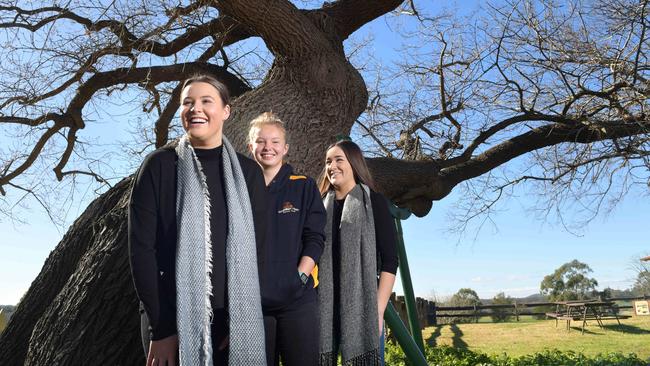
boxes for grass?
[422,314,650,360]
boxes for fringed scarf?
[175,134,266,366]
[319,184,380,366]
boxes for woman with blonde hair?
[129,75,267,366]
[248,111,326,366]
[317,140,398,366]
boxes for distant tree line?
[438,258,649,324]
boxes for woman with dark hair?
[129,75,267,366]
[247,111,326,366]
[317,140,398,366]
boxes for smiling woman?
[247,112,326,366]
[317,140,399,366]
[180,78,231,149]
[129,75,268,366]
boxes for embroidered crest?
[278,201,300,214]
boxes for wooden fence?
[390,294,649,328]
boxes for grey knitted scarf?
[319,184,380,366]
[175,134,266,366]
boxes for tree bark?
[0,3,407,364]
[4,0,647,364]
[0,178,143,366]
[220,0,369,179]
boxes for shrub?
[442,288,482,324]
[490,292,513,323]
[384,342,646,366]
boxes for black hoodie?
[261,164,326,311]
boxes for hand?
[378,314,384,337]
[218,335,229,351]
[147,334,178,366]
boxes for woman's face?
[325,146,356,190]
[249,124,288,170]
[180,82,230,148]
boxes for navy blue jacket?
[261,164,326,311]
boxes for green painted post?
[384,302,428,366]
[388,204,426,354]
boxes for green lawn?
[422,315,650,360]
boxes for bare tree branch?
[0,4,253,57]
[442,118,650,187]
[318,0,404,41]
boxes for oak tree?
[0,0,647,364]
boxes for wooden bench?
[585,314,631,322]
[546,312,576,329]
[547,306,631,332]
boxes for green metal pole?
[389,204,426,353]
[385,302,428,366]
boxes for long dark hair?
[318,140,376,195]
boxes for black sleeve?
[371,191,399,274]
[300,178,326,263]
[239,155,267,266]
[128,152,177,340]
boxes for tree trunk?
[0,178,144,366]
[0,2,403,364]
[0,55,367,362]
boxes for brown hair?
[248,111,288,144]
[318,140,376,195]
[180,74,230,106]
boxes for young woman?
[247,112,326,366]
[129,75,267,366]
[317,140,398,366]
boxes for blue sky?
[2,174,647,305]
[395,185,649,301]
[1,1,648,305]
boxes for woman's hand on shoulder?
[147,334,178,366]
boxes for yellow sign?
[634,300,650,316]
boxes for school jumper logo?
[278,201,300,214]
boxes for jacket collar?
[267,163,293,193]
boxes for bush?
[442,288,482,324]
[384,342,646,366]
[490,292,513,323]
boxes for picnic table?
[545,300,631,334]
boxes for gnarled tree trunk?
[0,178,144,365]
[0,3,398,363]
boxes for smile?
[189,117,208,125]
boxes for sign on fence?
[634,301,650,316]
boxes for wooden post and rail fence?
[389,294,649,328]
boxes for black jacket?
[261,164,326,311]
[128,145,267,340]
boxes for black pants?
[263,300,319,366]
[140,308,229,365]
[211,308,229,366]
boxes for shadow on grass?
[602,324,650,334]
[426,326,442,347]
[566,322,650,335]
[425,324,468,349]
[567,326,601,335]
[449,324,468,349]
